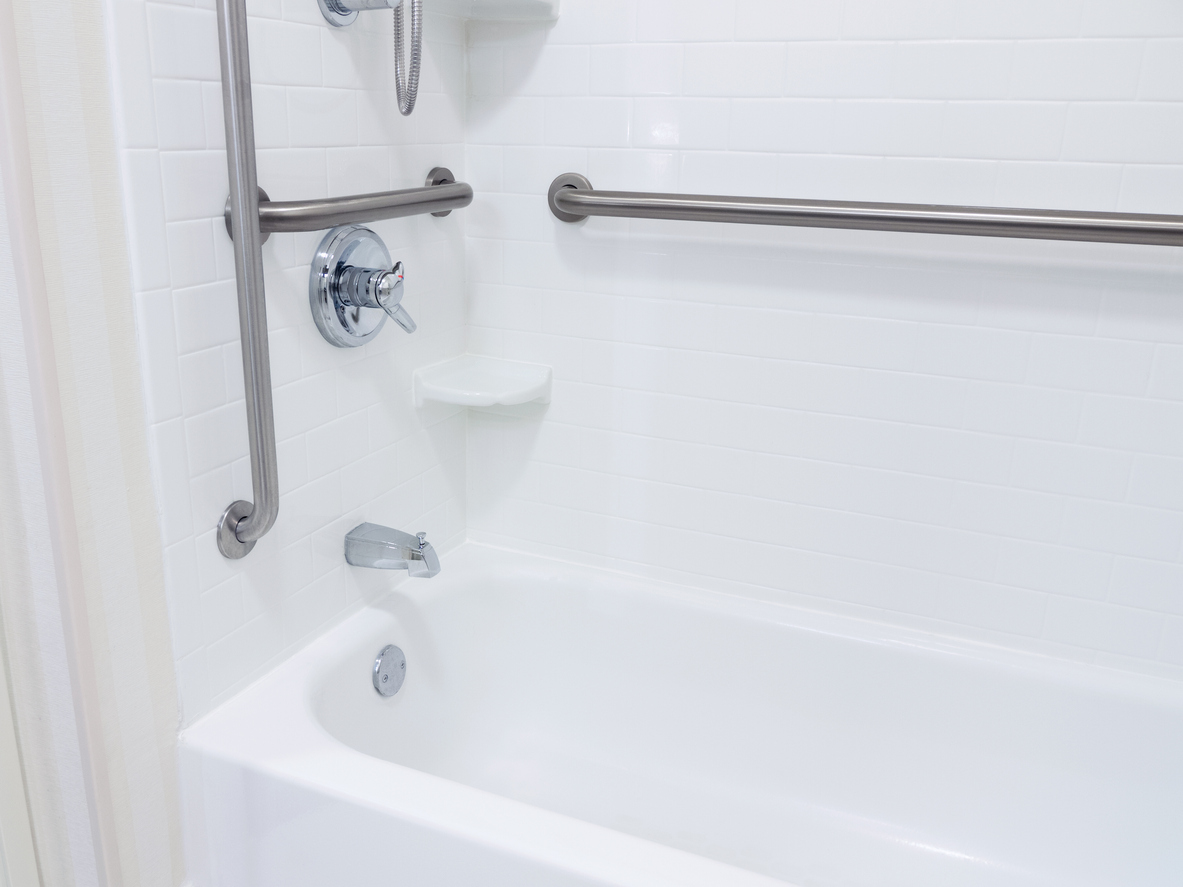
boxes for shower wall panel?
[463,0,1183,677]
[107,0,469,724]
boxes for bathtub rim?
[179,541,1183,887]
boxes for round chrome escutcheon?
[373,644,406,697]
[310,225,391,348]
[316,0,357,27]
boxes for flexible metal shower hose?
[393,0,422,116]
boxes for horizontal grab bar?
[258,181,472,232]
[547,173,1183,248]
[226,174,474,240]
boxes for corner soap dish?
[434,0,559,19]
[413,355,552,409]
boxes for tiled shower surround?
[111,0,1183,723]
[462,3,1183,674]
[113,0,467,722]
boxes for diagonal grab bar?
[213,0,472,559]
[547,173,1183,248]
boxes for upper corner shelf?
[436,0,559,20]
[414,355,552,408]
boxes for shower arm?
[212,0,471,559]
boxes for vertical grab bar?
[214,0,279,558]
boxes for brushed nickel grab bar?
[223,176,474,239]
[213,0,471,559]
[547,173,1183,248]
[215,0,275,559]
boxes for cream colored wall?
[0,86,102,887]
[0,156,44,887]
[0,0,186,879]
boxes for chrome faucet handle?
[311,226,420,348]
[337,261,417,334]
[374,266,417,333]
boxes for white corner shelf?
[413,355,552,409]
[436,0,559,20]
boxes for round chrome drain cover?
[373,644,406,697]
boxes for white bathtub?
[180,544,1183,887]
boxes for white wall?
[108,0,1183,728]
[108,0,469,723]
[464,0,1183,675]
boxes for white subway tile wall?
[109,0,468,723]
[107,0,1183,723]
[464,0,1183,677]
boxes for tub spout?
[344,523,440,578]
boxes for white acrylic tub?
[180,544,1183,887]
